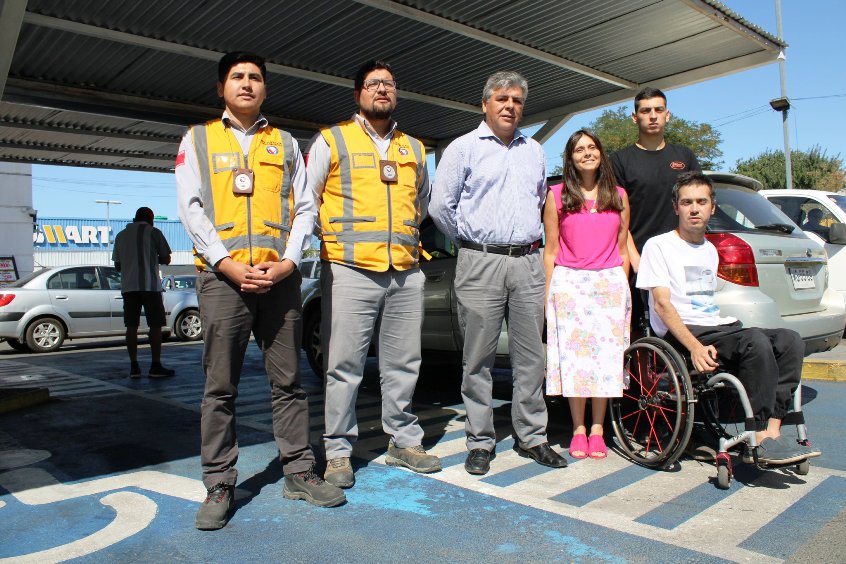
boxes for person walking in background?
[543,130,631,460]
[430,70,567,475]
[112,206,174,379]
[306,59,440,489]
[177,51,345,531]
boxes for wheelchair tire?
[716,464,731,489]
[611,337,695,469]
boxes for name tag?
[352,153,377,169]
[213,152,241,172]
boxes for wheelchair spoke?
[612,338,694,469]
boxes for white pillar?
[0,162,35,279]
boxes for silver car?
[706,172,845,352]
[300,172,845,374]
[0,265,203,353]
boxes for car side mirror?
[828,222,846,245]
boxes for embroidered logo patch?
[266,146,279,155]
[398,147,409,156]
[670,161,686,170]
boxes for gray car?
[0,265,203,353]
[301,172,845,374]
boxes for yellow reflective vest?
[318,120,426,271]
[189,119,295,270]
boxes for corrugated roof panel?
[603,28,762,83]
[2,1,782,172]
[400,0,660,59]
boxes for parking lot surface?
[1,339,845,563]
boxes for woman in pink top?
[543,129,631,460]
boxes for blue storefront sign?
[34,218,193,251]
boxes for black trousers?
[197,269,313,488]
[666,322,804,430]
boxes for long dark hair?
[559,129,622,214]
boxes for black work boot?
[195,483,234,530]
[283,465,346,507]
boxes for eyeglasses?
[363,78,397,92]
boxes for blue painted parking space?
[1,341,845,562]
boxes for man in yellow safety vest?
[307,60,441,489]
[177,51,345,531]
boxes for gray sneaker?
[776,434,821,459]
[324,457,355,489]
[195,483,234,530]
[283,466,346,507]
[385,441,442,473]
[753,437,809,465]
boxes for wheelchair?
[609,306,812,489]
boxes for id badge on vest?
[233,168,254,194]
[380,160,398,183]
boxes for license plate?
[789,267,816,290]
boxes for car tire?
[25,317,65,353]
[6,338,30,352]
[303,305,323,377]
[174,309,203,341]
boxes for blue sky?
[32,0,845,221]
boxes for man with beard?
[306,60,441,489]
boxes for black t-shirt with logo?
[611,143,701,252]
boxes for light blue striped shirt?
[430,121,547,245]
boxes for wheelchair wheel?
[717,463,731,489]
[611,337,695,469]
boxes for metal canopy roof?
[0,0,783,173]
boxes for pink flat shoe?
[588,434,607,459]
[568,434,589,459]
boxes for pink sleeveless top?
[549,183,624,270]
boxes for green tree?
[550,106,724,175]
[733,146,846,190]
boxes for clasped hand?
[218,258,295,293]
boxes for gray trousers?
[455,248,549,451]
[197,270,313,488]
[322,262,425,458]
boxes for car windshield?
[827,194,846,215]
[7,268,51,287]
[708,185,802,236]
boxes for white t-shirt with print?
[636,230,736,337]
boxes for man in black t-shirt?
[611,87,701,264]
[611,87,701,335]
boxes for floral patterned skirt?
[545,265,631,397]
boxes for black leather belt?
[459,240,540,257]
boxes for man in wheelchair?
[635,171,821,465]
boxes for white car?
[760,189,846,309]
[0,265,202,353]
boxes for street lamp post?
[95,199,121,250]
[774,0,793,189]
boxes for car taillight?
[0,294,15,307]
[704,233,759,287]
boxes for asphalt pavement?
[0,337,845,563]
